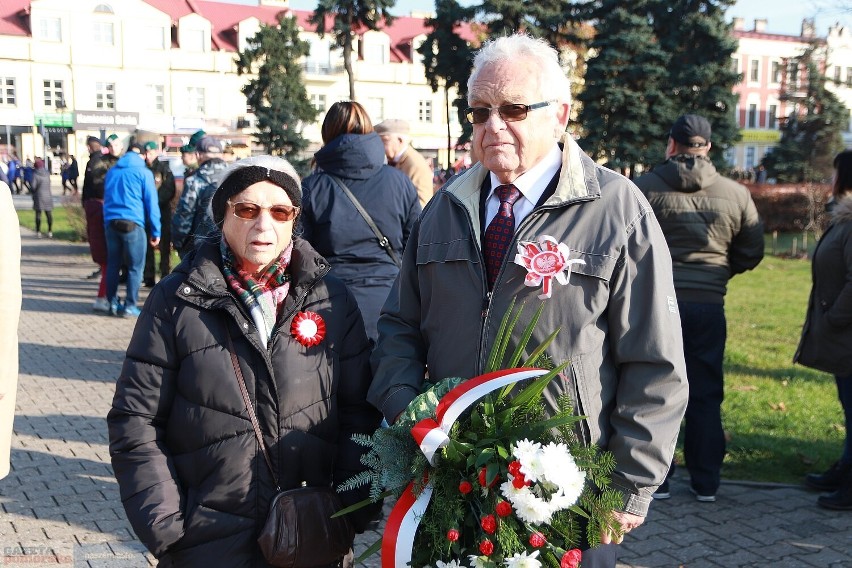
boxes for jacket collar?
[831,194,852,224]
[445,135,600,236]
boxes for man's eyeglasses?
[228,200,300,222]
[463,101,552,125]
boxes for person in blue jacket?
[102,143,160,317]
[301,101,421,342]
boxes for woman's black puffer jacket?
[107,238,382,567]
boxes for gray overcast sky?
[209,0,851,37]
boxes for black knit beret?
[211,165,302,227]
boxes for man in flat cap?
[142,141,176,285]
[635,114,765,503]
[375,118,435,207]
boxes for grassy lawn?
[17,204,86,242]
[709,255,844,485]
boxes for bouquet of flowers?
[340,301,622,568]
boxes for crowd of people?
[0,31,849,567]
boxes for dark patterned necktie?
[483,184,521,288]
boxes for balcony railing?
[302,61,344,75]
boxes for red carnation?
[512,473,527,489]
[529,532,547,548]
[508,460,523,476]
[459,480,473,494]
[479,539,494,556]
[495,501,512,517]
[561,549,582,568]
[446,528,460,542]
[478,467,499,488]
[480,514,497,534]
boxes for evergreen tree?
[649,0,740,170]
[236,13,317,166]
[577,0,673,176]
[762,45,847,183]
[311,0,396,100]
[417,0,478,147]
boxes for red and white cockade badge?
[291,311,326,347]
[513,235,586,299]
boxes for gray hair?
[467,34,572,108]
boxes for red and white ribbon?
[382,368,549,568]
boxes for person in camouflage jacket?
[171,137,228,258]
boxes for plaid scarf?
[221,240,293,343]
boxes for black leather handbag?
[225,329,354,567]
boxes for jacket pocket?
[416,237,479,265]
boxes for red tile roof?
[0,0,476,63]
[0,0,30,37]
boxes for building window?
[186,87,205,114]
[745,146,756,170]
[747,103,757,128]
[771,61,782,84]
[43,80,64,108]
[310,94,326,113]
[768,104,778,129]
[96,82,115,109]
[364,42,387,64]
[94,3,114,13]
[419,100,432,123]
[363,97,384,123]
[835,66,842,84]
[749,60,759,82]
[146,84,165,112]
[183,28,207,52]
[92,21,114,46]
[847,68,852,88]
[142,26,166,50]
[0,78,16,106]
[731,57,739,74]
[37,17,62,42]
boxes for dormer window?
[94,4,114,14]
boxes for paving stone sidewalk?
[1,221,851,567]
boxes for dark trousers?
[837,374,852,465]
[680,301,727,495]
[144,207,171,282]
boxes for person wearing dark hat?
[142,141,176,285]
[107,133,124,157]
[108,155,381,566]
[171,136,228,258]
[634,114,765,502]
[180,144,198,178]
[82,134,120,312]
[374,118,435,207]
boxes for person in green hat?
[180,144,198,178]
[142,141,176,285]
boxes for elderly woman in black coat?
[108,155,381,567]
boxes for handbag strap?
[225,326,281,491]
[326,173,402,268]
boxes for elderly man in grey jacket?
[635,114,764,503]
[368,34,688,567]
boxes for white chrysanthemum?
[436,560,465,568]
[538,442,586,506]
[513,439,540,465]
[504,550,541,568]
[508,484,553,524]
[469,555,489,568]
[513,439,544,483]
